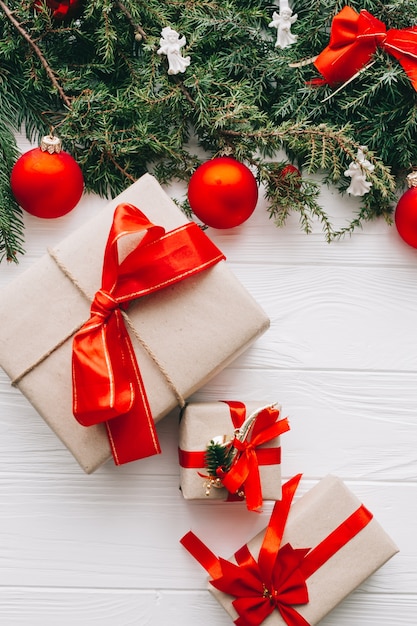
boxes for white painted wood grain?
[0,472,409,586]
[0,589,415,626]
[0,138,416,624]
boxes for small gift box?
[0,174,270,473]
[181,474,399,625]
[178,401,290,511]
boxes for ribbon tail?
[72,312,135,425]
[180,531,224,580]
[233,597,275,626]
[257,475,302,578]
[278,605,311,626]
[222,455,248,494]
[239,452,263,512]
[73,310,160,465]
[104,316,161,465]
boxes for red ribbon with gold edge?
[180,474,373,626]
[313,6,417,91]
[72,202,225,465]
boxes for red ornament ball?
[11,136,84,219]
[394,180,417,248]
[188,157,258,229]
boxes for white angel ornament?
[269,0,298,49]
[344,147,375,196]
[157,27,191,75]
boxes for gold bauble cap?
[40,135,62,154]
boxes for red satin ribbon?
[178,447,281,470]
[221,401,290,511]
[181,475,373,626]
[178,401,290,510]
[313,6,417,90]
[72,203,225,465]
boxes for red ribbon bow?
[35,0,82,20]
[181,475,373,626]
[221,401,290,511]
[178,401,289,510]
[313,6,417,91]
[72,203,225,465]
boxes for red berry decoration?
[394,172,417,248]
[280,163,302,186]
[11,135,84,219]
[188,157,258,229]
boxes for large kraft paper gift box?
[181,474,399,625]
[178,401,290,511]
[0,174,270,473]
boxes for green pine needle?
[0,0,414,262]
[204,440,233,478]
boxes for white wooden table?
[1,141,416,624]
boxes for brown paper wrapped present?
[0,174,270,473]
[181,474,399,625]
[179,401,290,510]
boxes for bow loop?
[313,6,417,91]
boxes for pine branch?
[0,0,415,262]
[0,0,72,108]
[115,0,147,41]
[204,440,233,479]
[0,122,24,263]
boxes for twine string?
[11,247,186,408]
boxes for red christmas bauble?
[11,136,84,219]
[394,176,417,248]
[188,157,258,229]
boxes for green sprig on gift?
[204,439,234,487]
[2,0,417,262]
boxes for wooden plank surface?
[0,148,416,624]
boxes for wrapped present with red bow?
[181,474,399,625]
[0,174,269,473]
[178,401,290,511]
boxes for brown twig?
[106,151,137,183]
[115,0,147,41]
[0,0,72,108]
[172,76,195,106]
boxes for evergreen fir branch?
[0,0,71,108]
[114,0,147,42]
[258,160,334,240]
[0,0,415,262]
[0,121,24,263]
[204,440,233,478]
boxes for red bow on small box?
[181,475,373,626]
[178,401,289,511]
[313,6,417,91]
[72,203,225,465]
[220,401,290,512]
